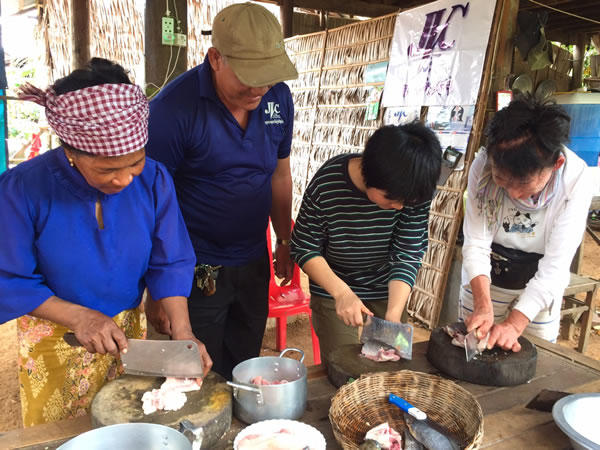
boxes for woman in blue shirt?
[1,58,211,426]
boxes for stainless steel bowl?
[552,393,600,450]
[58,423,193,450]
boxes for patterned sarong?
[17,307,146,427]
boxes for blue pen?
[388,393,427,420]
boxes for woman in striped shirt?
[291,123,442,365]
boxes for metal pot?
[58,421,203,450]
[227,348,307,424]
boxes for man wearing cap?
[146,2,298,379]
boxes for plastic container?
[561,104,600,166]
[554,94,600,167]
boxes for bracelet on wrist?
[276,238,291,246]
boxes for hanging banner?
[382,0,496,107]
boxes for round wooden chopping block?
[426,327,537,386]
[91,371,231,449]
[327,344,413,388]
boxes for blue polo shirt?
[146,56,294,266]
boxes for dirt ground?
[0,233,598,432]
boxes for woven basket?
[329,370,484,449]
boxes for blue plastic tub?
[561,104,600,167]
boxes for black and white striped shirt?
[291,154,431,302]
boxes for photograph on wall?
[382,106,421,126]
[364,62,389,121]
[426,105,474,170]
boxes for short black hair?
[53,57,131,95]
[485,93,570,179]
[361,122,442,205]
[53,58,132,155]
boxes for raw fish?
[141,377,201,414]
[363,422,402,450]
[359,439,382,449]
[403,428,424,449]
[361,341,401,362]
[444,321,489,351]
[237,429,309,449]
[250,375,289,385]
[403,413,460,450]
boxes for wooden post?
[319,10,327,30]
[144,0,188,98]
[431,0,520,327]
[281,0,294,38]
[571,33,587,90]
[71,0,89,70]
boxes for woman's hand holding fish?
[486,309,528,352]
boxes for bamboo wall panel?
[41,0,71,80]
[284,2,504,327]
[90,1,144,84]
[187,0,237,68]
[42,0,144,83]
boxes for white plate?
[234,419,326,450]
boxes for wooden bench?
[560,272,599,353]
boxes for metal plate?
[511,73,533,94]
[535,79,557,100]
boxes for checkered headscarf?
[17,83,149,157]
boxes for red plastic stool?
[267,220,321,365]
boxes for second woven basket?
[329,370,484,449]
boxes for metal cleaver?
[63,333,204,378]
[361,315,413,360]
[465,329,489,362]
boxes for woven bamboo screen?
[187,0,238,68]
[41,0,144,83]
[285,14,397,220]
[284,2,503,327]
[89,1,145,85]
[40,0,71,80]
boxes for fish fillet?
[364,422,402,450]
[141,377,202,415]
[238,429,308,450]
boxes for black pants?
[188,252,270,381]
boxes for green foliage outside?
[6,57,52,165]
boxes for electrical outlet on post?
[162,16,174,46]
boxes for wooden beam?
[493,0,520,93]
[570,33,586,90]
[71,0,89,70]
[273,0,400,18]
[281,0,294,37]
[144,0,188,98]
[520,0,600,11]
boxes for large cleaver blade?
[63,333,204,378]
[464,329,489,362]
[361,315,413,360]
[121,339,204,378]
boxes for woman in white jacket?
[461,94,594,352]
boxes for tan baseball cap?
[212,2,298,87]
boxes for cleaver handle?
[389,394,427,420]
[63,332,82,347]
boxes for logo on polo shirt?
[264,102,284,125]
